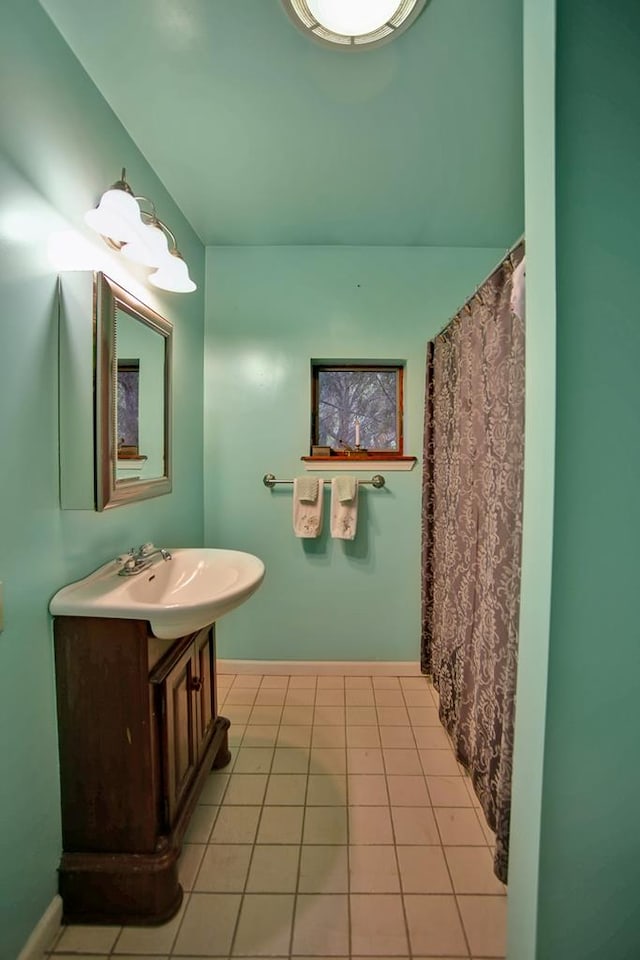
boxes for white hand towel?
[296,476,319,502]
[293,477,324,538]
[334,475,357,503]
[331,476,359,540]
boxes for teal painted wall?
[203,245,503,662]
[507,1,556,957]
[0,2,205,956]
[536,2,640,957]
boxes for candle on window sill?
[355,419,360,447]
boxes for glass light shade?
[306,0,399,35]
[282,0,426,48]
[121,221,170,267]
[149,252,197,293]
[84,188,144,243]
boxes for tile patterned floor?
[49,673,506,960]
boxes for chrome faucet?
[117,543,172,576]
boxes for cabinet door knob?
[190,676,203,692]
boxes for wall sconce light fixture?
[85,169,196,293]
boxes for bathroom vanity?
[53,615,230,925]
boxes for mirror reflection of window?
[115,307,166,481]
[117,359,140,456]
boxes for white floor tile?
[348,805,394,845]
[199,773,230,804]
[382,749,422,775]
[346,725,381,748]
[265,773,308,805]
[444,847,507,895]
[184,803,219,842]
[195,844,252,892]
[387,774,430,807]
[272,747,311,774]
[279,725,314,747]
[419,749,462,776]
[255,688,288,705]
[376,706,410,726]
[307,773,347,805]
[345,689,375,706]
[396,845,452,894]
[244,725,280,747]
[247,844,300,893]
[233,894,295,956]
[404,894,468,956]
[55,925,121,954]
[434,808,487,846]
[233,747,275,774]
[309,748,347,774]
[286,688,317,705]
[178,843,206,891]
[260,675,289,689]
[379,726,415,749]
[316,688,345,706]
[373,689,405,706]
[299,845,349,893]
[210,805,262,844]
[347,747,385,774]
[391,806,441,845]
[350,894,408,955]
[224,774,269,806]
[311,725,346,747]
[303,806,348,844]
[114,895,186,954]
[349,845,401,893]
[426,776,474,807]
[348,774,389,806]
[292,894,349,955]
[173,893,240,956]
[457,895,507,957]
[258,805,305,844]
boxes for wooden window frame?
[310,363,405,458]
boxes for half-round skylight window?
[281,0,427,49]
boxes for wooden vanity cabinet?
[53,616,231,926]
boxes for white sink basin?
[49,548,265,639]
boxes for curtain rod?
[433,233,525,339]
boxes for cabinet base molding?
[59,846,182,927]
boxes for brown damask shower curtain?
[421,244,525,882]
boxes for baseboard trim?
[18,895,63,960]
[219,659,423,676]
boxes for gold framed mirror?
[95,273,172,510]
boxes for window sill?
[301,456,417,472]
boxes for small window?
[311,363,404,456]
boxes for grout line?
[288,671,312,960]
[345,677,352,960]
[383,724,415,960]
[226,673,275,960]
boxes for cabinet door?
[194,628,215,758]
[163,642,197,823]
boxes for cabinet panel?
[54,617,158,853]
[163,644,196,824]
[195,628,215,756]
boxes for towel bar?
[263,473,385,489]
